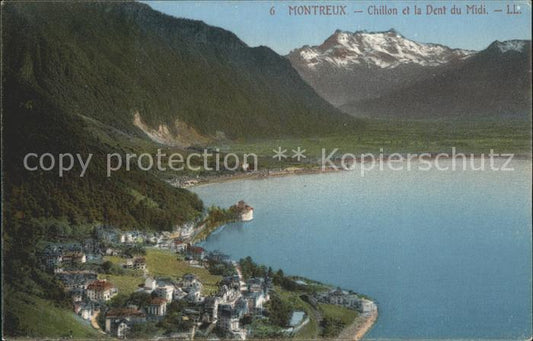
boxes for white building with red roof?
[86,279,117,302]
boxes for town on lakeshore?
[36,201,377,339]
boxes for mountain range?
[287,29,531,118]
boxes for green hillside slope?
[3,1,359,140]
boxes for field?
[100,248,222,295]
[98,273,144,296]
[319,303,358,325]
[209,118,532,165]
[145,248,221,294]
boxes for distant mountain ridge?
[287,29,531,118]
[289,29,473,70]
[287,29,474,106]
[340,39,532,118]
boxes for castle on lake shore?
[236,200,254,222]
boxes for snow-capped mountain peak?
[489,40,527,53]
[288,29,475,69]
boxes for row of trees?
[239,256,303,291]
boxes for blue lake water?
[192,161,532,340]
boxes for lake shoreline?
[184,154,531,189]
[337,301,378,341]
[188,166,340,188]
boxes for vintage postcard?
[1,0,531,340]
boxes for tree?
[273,269,284,285]
[101,261,113,274]
[321,317,346,337]
[127,292,152,309]
[266,293,293,327]
[128,322,161,338]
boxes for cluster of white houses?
[40,243,115,320]
[96,221,195,243]
[122,256,147,271]
[40,238,270,339]
[41,244,88,273]
[95,201,253,254]
[97,226,195,249]
[314,288,375,314]
[100,272,272,339]
[59,274,118,321]
[208,276,271,339]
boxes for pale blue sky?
[145,1,531,55]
